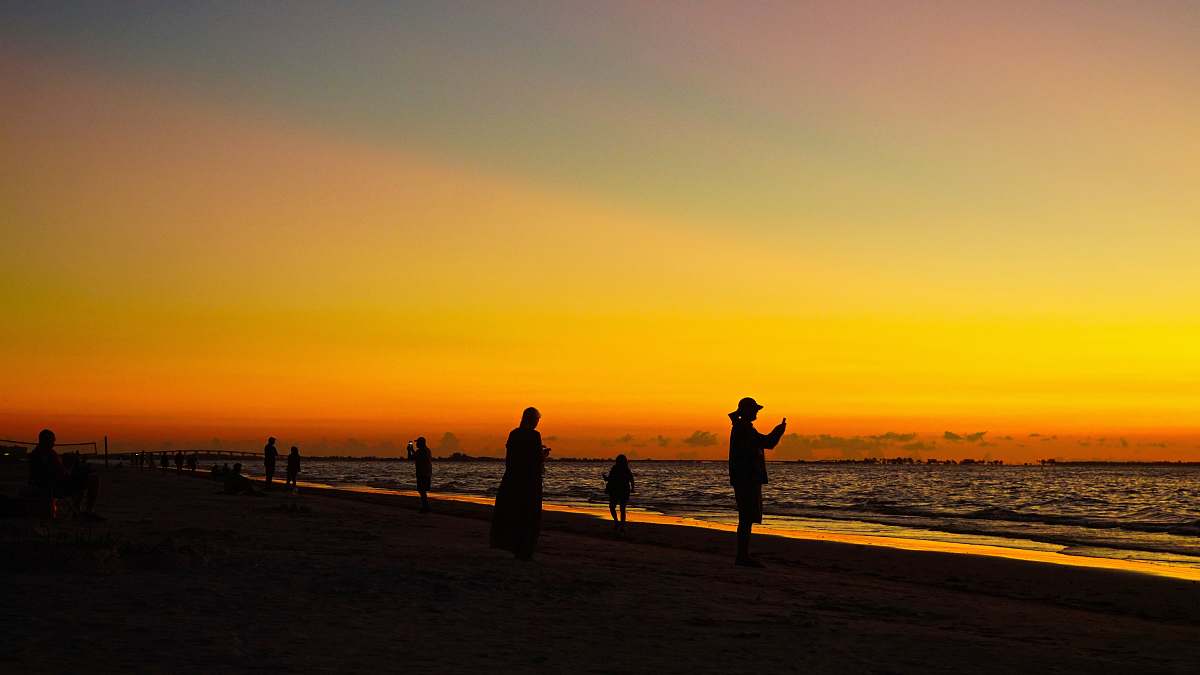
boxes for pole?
[104,436,109,468]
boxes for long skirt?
[490,478,542,559]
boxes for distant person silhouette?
[603,454,635,531]
[263,437,278,488]
[286,446,300,488]
[223,462,257,495]
[728,397,786,567]
[187,451,198,473]
[174,451,184,473]
[27,429,101,519]
[160,452,169,469]
[490,407,550,560]
[413,437,433,513]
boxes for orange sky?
[3,4,1199,460]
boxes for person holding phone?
[728,397,786,567]
[413,437,433,513]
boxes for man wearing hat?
[728,397,786,567]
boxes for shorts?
[417,475,432,492]
[733,482,763,525]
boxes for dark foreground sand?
[3,464,1199,674]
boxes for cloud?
[653,435,671,447]
[776,433,813,460]
[944,431,986,443]
[869,432,917,443]
[683,431,718,447]
[435,432,461,454]
[776,432,926,460]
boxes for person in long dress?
[489,407,550,560]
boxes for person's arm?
[760,418,787,450]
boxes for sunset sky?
[3,2,1199,460]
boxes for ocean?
[273,459,1200,569]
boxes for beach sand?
[3,464,1199,674]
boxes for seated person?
[222,463,257,495]
[28,429,101,519]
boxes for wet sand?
[3,464,1199,673]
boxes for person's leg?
[736,520,751,561]
[620,500,627,523]
[419,489,429,512]
[609,500,618,522]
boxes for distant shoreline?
[7,446,1199,466]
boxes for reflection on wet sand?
[288,479,1200,582]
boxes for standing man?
[413,437,433,513]
[728,397,786,567]
[263,437,278,489]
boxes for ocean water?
[280,459,1200,568]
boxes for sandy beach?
[3,464,1199,674]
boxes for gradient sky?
[3,2,1199,460]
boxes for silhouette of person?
[174,451,184,473]
[286,446,300,488]
[263,437,278,488]
[490,407,550,560]
[27,429,101,519]
[160,452,169,469]
[188,451,198,472]
[603,454,635,531]
[413,437,433,513]
[728,397,786,567]
[223,462,257,495]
